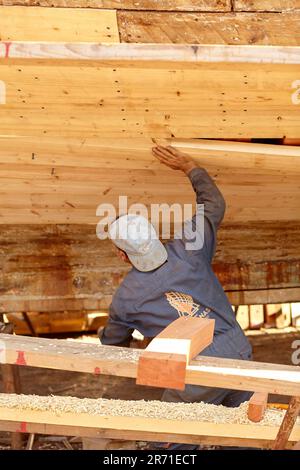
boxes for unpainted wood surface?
[0,138,300,224]
[1,333,300,395]
[0,7,119,42]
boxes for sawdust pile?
[0,393,297,427]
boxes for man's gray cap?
[108,214,168,272]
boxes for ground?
[0,330,299,450]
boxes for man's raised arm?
[152,145,226,261]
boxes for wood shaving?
[0,393,298,428]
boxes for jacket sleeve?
[99,301,134,347]
[183,167,226,262]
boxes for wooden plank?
[136,317,215,390]
[0,393,298,445]
[0,42,299,148]
[1,42,300,63]
[118,11,300,45]
[235,1,300,12]
[248,392,268,422]
[0,419,289,449]
[273,396,300,449]
[0,1,232,11]
[227,288,300,306]
[6,311,108,335]
[1,333,300,395]
[0,138,300,225]
[0,7,119,42]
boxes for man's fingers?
[152,146,178,160]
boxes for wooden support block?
[276,304,292,329]
[291,303,300,327]
[137,352,187,390]
[249,305,264,329]
[136,317,215,390]
[264,304,281,328]
[236,305,250,330]
[248,392,268,422]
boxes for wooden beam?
[0,222,299,313]
[0,393,298,445]
[273,396,300,449]
[227,288,300,306]
[118,11,300,45]
[248,392,268,422]
[0,333,300,395]
[136,317,215,390]
[0,418,291,449]
[1,42,300,63]
[235,1,300,12]
[0,138,300,225]
[0,1,232,11]
[0,7,119,42]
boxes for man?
[100,145,252,407]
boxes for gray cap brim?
[127,239,168,272]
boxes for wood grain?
[0,7,119,42]
[235,1,300,12]
[1,333,300,395]
[118,11,300,45]
[0,1,231,11]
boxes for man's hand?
[152,145,198,175]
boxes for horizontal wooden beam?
[0,333,300,395]
[0,222,299,313]
[0,393,299,445]
[235,1,300,12]
[1,42,300,63]
[227,288,300,305]
[0,1,232,11]
[0,418,287,449]
[1,406,298,446]
[0,138,300,224]
[118,11,300,46]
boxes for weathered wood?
[235,1,300,12]
[276,304,292,329]
[0,1,232,11]
[137,317,215,390]
[248,392,268,422]
[0,221,299,313]
[118,11,300,45]
[273,396,300,449]
[6,311,108,335]
[1,333,300,395]
[0,7,119,42]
